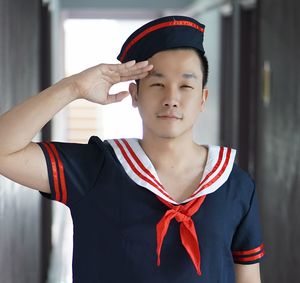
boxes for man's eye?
[181,85,193,89]
[150,83,164,87]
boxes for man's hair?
[136,47,209,88]
[174,47,209,88]
[197,51,209,88]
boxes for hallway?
[0,0,300,282]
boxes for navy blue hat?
[117,15,205,63]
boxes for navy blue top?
[38,136,264,283]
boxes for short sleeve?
[38,137,105,207]
[231,185,265,264]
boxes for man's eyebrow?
[148,71,164,78]
[147,71,198,79]
[182,73,198,79]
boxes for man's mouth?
[156,112,183,120]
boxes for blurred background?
[0,0,299,282]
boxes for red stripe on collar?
[114,139,174,201]
[121,139,167,194]
[108,139,235,204]
[192,147,232,197]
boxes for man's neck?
[139,133,204,171]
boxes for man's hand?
[70,60,153,104]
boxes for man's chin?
[156,131,183,140]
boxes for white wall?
[193,9,221,146]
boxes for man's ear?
[200,88,208,112]
[129,82,138,107]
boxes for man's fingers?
[120,71,150,82]
[126,61,153,75]
[114,60,152,74]
[103,91,129,104]
[122,60,148,70]
[119,64,153,81]
[98,61,152,83]
[124,60,136,67]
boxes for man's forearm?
[235,263,261,283]
[0,77,78,156]
[0,60,152,157]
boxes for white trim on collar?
[107,138,236,205]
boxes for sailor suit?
[38,136,265,282]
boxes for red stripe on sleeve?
[233,244,265,263]
[42,142,61,202]
[49,143,68,205]
[234,250,265,262]
[232,244,264,256]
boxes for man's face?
[129,49,208,140]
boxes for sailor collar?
[107,138,236,205]
[107,138,236,275]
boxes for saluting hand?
[70,60,153,104]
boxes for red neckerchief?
[156,195,206,276]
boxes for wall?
[193,9,221,145]
[257,0,300,281]
[0,0,42,282]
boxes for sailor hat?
[117,15,205,63]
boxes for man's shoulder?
[227,163,255,196]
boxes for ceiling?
[59,0,197,10]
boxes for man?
[0,16,264,282]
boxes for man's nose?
[162,87,179,108]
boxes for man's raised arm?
[0,61,152,193]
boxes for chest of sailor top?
[38,136,265,283]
